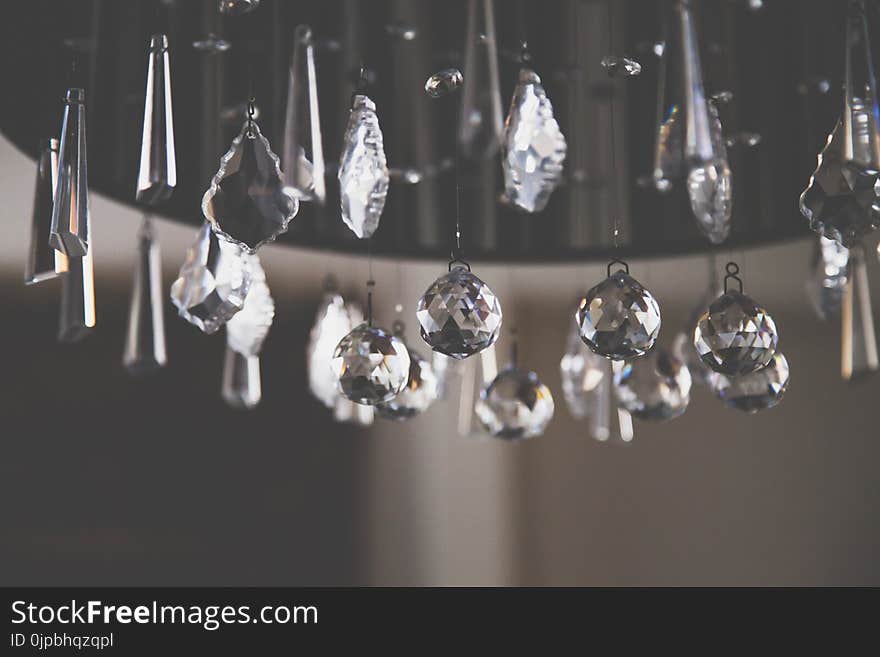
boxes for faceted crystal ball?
[711,352,790,414]
[576,271,661,360]
[613,348,692,421]
[376,346,439,420]
[693,291,778,376]
[475,367,555,440]
[332,324,411,405]
[416,266,503,359]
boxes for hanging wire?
[606,0,622,252]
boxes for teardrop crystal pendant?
[559,315,605,419]
[282,25,325,204]
[806,236,850,320]
[501,68,567,213]
[226,254,274,357]
[221,345,261,410]
[24,138,68,284]
[202,115,299,252]
[50,88,89,257]
[459,0,503,158]
[170,222,251,334]
[122,217,167,374]
[842,245,878,380]
[338,94,389,239]
[58,227,95,343]
[136,34,176,205]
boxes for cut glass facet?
[332,324,411,405]
[475,367,554,440]
[50,88,89,257]
[123,217,167,374]
[613,348,691,421]
[459,0,503,158]
[712,352,789,413]
[25,138,68,285]
[136,34,176,204]
[226,254,274,357]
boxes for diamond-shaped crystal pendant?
[501,68,567,213]
[475,367,555,440]
[226,254,274,357]
[282,25,325,204]
[417,265,503,359]
[202,117,299,252]
[842,245,878,380]
[50,88,89,257]
[801,1,880,247]
[711,352,790,414]
[559,315,605,419]
[613,348,691,421]
[376,328,439,420]
[332,324,411,405]
[122,217,167,375]
[459,0,503,158]
[221,346,261,410]
[24,138,68,285]
[136,35,176,205]
[58,223,95,343]
[576,268,661,360]
[805,236,850,320]
[170,222,251,334]
[338,94,389,239]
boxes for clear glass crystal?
[221,346,261,409]
[590,360,635,443]
[459,0,503,158]
[226,254,274,357]
[842,245,878,380]
[417,265,503,359]
[202,119,299,252]
[282,25,325,204]
[338,94,389,239]
[560,317,606,419]
[425,68,463,98]
[576,271,661,360]
[673,272,722,386]
[687,102,732,244]
[842,1,880,173]
[170,222,251,334]
[694,290,778,376]
[123,217,167,374]
[25,138,68,284]
[307,291,357,407]
[653,8,683,192]
[805,236,849,320]
[58,224,95,343]
[711,352,789,413]
[475,367,554,440]
[501,68,567,213]
[432,351,459,400]
[332,324,411,405]
[613,348,691,421]
[218,0,260,16]
[601,55,641,77]
[50,88,89,257]
[136,34,176,204]
[376,344,439,420]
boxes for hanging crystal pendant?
[226,254,274,357]
[376,326,439,420]
[221,346,261,409]
[50,88,89,257]
[653,11,683,192]
[136,34,176,205]
[459,0,503,158]
[282,25,325,204]
[338,94,389,239]
[800,1,880,247]
[122,217,167,374]
[613,348,691,421]
[24,138,68,284]
[170,222,251,334]
[711,352,790,413]
[202,115,299,252]
[501,68,567,213]
[806,236,850,320]
[475,366,554,440]
[590,359,635,443]
[307,288,356,407]
[332,323,411,405]
[58,225,95,343]
[559,315,605,419]
[842,245,879,380]
[417,264,503,359]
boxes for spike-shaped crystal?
[501,68,567,213]
[338,94,389,239]
[58,225,95,343]
[221,346,261,409]
[50,88,89,257]
[136,34,176,204]
[226,254,274,357]
[459,0,503,158]
[202,119,299,252]
[653,8,683,192]
[123,217,167,374]
[25,138,68,284]
[282,25,325,204]
[842,245,878,380]
[591,360,635,443]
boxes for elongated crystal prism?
[58,225,95,343]
[842,1,880,174]
[50,88,89,257]
[282,25,325,204]
[221,346,261,409]
[653,9,683,192]
[459,0,503,158]
[806,236,849,320]
[136,34,176,205]
[501,68,567,213]
[202,119,299,252]
[842,245,878,380]
[226,254,274,357]
[25,138,68,284]
[591,360,634,443]
[338,94,389,239]
[559,316,605,419]
[123,217,167,374]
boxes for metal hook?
[448,255,471,272]
[723,261,743,294]
[607,257,629,278]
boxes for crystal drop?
[694,290,778,376]
[202,119,299,252]
[805,236,850,320]
[653,6,684,192]
[376,344,439,420]
[613,348,691,421]
[282,25,325,204]
[122,218,166,374]
[687,102,733,244]
[338,94,389,239]
[218,0,260,16]
[424,68,463,98]
[576,270,661,360]
[24,138,68,284]
[475,367,554,440]
[50,88,89,257]
[459,0,503,158]
[416,265,503,359]
[226,254,274,357]
[307,291,358,408]
[221,346,261,410]
[559,315,606,419]
[600,55,642,77]
[58,225,95,343]
[332,324,411,405]
[169,222,251,334]
[711,352,789,414]
[842,245,879,380]
[136,34,176,205]
[501,68,567,213]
